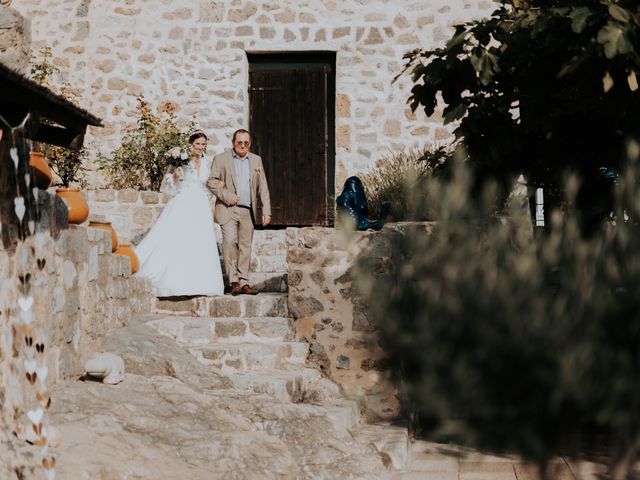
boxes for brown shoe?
[239,284,258,295]
[229,282,241,295]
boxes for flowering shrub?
[97,97,196,191]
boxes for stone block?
[156,297,197,314]
[364,28,384,45]
[274,8,295,23]
[133,207,152,225]
[140,191,159,204]
[181,319,213,343]
[199,1,225,22]
[209,297,241,317]
[214,320,247,338]
[332,27,350,39]
[289,294,324,319]
[117,189,139,203]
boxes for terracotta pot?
[56,187,89,224]
[114,243,139,274]
[29,151,52,189]
[89,220,118,252]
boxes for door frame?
[247,51,336,226]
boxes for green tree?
[405,0,640,233]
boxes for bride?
[135,130,224,297]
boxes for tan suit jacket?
[206,149,271,225]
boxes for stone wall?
[1,223,153,384]
[287,225,406,421]
[86,188,171,245]
[0,5,30,73]
[13,0,493,188]
[0,204,153,478]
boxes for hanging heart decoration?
[14,197,25,221]
[10,147,18,169]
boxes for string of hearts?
[10,142,54,478]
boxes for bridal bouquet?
[164,146,191,168]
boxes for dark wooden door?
[249,61,332,226]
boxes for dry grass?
[360,145,449,221]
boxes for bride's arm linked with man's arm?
[206,153,235,205]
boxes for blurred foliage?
[97,97,196,191]
[42,144,88,188]
[356,144,640,479]
[404,0,640,234]
[359,146,449,221]
[30,45,59,86]
[29,50,88,187]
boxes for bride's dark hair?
[188,130,207,144]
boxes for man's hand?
[229,195,240,206]
[262,214,271,226]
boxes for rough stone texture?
[12,1,494,189]
[0,196,153,478]
[47,322,390,479]
[0,6,30,73]
[287,226,417,421]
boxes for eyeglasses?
[234,140,250,146]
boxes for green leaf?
[443,103,468,124]
[470,48,499,86]
[445,26,468,51]
[628,71,638,91]
[603,71,614,93]
[597,24,632,59]
[569,6,591,34]
[558,54,584,78]
[608,4,630,24]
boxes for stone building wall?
[13,0,493,188]
[287,225,407,421]
[0,5,30,73]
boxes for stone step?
[145,315,293,343]
[353,423,410,471]
[227,368,342,404]
[248,272,288,293]
[189,342,308,373]
[317,398,361,432]
[153,292,289,318]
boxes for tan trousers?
[219,206,254,286]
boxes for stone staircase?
[145,288,411,472]
[148,293,360,429]
[134,229,412,474]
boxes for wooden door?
[249,58,333,226]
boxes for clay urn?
[114,243,139,274]
[88,220,118,252]
[55,187,89,224]
[29,151,52,189]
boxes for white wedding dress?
[135,156,224,297]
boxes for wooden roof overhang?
[0,61,102,149]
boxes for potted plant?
[44,143,90,224]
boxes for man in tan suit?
[206,129,271,295]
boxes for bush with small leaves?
[356,146,640,480]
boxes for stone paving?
[394,440,610,480]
